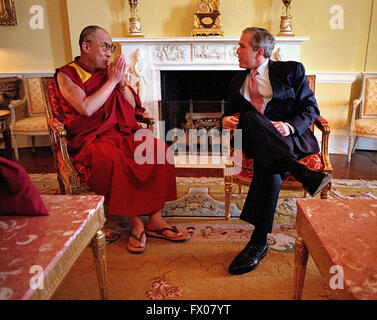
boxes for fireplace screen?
[158,100,232,156]
[159,70,240,157]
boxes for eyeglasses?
[85,40,116,54]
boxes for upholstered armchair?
[224,75,333,219]
[9,77,49,161]
[42,77,155,195]
[347,74,377,163]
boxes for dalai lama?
[54,25,190,254]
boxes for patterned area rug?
[30,174,377,254]
[30,174,376,300]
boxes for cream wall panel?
[316,83,353,130]
[0,0,70,73]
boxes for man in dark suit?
[222,27,332,275]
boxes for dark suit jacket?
[223,59,320,154]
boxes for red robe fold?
[55,60,177,216]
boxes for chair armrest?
[314,116,333,172]
[8,98,27,124]
[349,98,362,133]
[47,118,78,180]
[136,112,155,127]
[314,115,330,134]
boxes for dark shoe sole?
[228,247,268,275]
[306,173,332,197]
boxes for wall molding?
[313,72,359,84]
[310,71,377,84]
[0,72,54,78]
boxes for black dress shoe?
[303,171,332,197]
[228,242,268,275]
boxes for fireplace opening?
[159,70,240,155]
[160,70,240,101]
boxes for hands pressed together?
[108,54,127,86]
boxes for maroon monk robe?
[55,59,177,216]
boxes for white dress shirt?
[240,59,295,134]
[240,59,273,108]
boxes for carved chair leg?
[32,136,36,153]
[347,135,354,163]
[91,229,109,300]
[320,182,331,199]
[224,183,231,220]
[293,236,309,300]
[58,179,66,195]
[11,133,19,161]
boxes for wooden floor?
[3,146,377,180]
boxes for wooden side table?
[294,199,377,300]
[0,195,108,300]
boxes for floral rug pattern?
[30,174,377,256]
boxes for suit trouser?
[237,110,305,245]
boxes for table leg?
[293,236,309,300]
[91,229,109,300]
[2,128,14,160]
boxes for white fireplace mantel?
[113,36,309,136]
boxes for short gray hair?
[79,25,104,47]
[242,27,275,58]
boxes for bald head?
[79,25,106,48]
[77,25,113,70]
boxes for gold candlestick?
[128,0,144,37]
[277,0,295,36]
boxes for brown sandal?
[127,230,146,254]
[145,226,190,242]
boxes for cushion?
[364,77,377,116]
[236,152,324,181]
[355,118,377,136]
[0,156,49,216]
[45,79,65,122]
[26,77,47,114]
[12,116,48,132]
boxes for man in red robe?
[55,25,190,253]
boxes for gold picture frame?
[0,0,17,26]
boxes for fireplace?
[158,70,238,156]
[114,36,309,166]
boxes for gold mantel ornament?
[128,0,144,37]
[277,0,294,36]
[192,0,223,37]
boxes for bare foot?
[128,216,146,250]
[146,210,188,240]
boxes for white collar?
[254,59,269,76]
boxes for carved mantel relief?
[154,45,187,62]
[193,44,224,60]
[126,48,149,106]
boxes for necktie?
[248,69,264,114]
